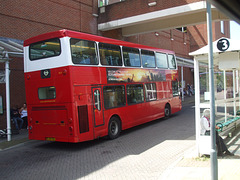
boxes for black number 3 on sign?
[217,38,230,52]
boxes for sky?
[230,21,240,40]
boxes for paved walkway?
[159,129,240,180]
[0,129,29,150]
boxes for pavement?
[161,95,240,180]
[1,95,240,179]
[0,128,29,150]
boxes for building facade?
[0,0,230,129]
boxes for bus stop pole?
[206,2,218,180]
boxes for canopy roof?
[0,37,23,61]
[189,38,240,70]
[189,38,240,56]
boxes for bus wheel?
[108,117,121,140]
[164,104,171,118]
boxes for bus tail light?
[69,126,73,132]
[26,75,31,80]
[62,69,67,75]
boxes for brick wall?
[178,66,194,89]
[98,0,201,23]
[188,21,230,52]
[0,0,98,41]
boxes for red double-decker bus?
[24,29,181,143]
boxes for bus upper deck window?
[141,50,156,68]
[99,43,122,66]
[168,54,177,69]
[70,39,98,65]
[38,87,56,100]
[29,38,61,60]
[122,47,141,67]
[156,53,168,69]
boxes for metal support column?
[233,70,236,117]
[194,58,200,156]
[224,70,227,122]
[206,2,218,180]
[5,53,11,141]
[181,66,184,102]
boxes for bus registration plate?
[46,137,56,141]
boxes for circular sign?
[217,38,230,52]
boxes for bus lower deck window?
[103,86,125,109]
[127,84,144,104]
[145,83,157,101]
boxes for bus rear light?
[62,69,67,75]
[69,126,73,131]
[68,118,72,123]
[26,75,31,80]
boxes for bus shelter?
[190,38,240,155]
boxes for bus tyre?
[108,117,121,140]
[164,104,171,118]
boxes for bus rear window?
[38,87,56,100]
[29,38,61,60]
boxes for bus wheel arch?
[164,103,171,118]
[108,115,122,140]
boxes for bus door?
[92,87,104,127]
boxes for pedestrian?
[19,103,28,129]
[200,109,234,156]
[10,105,23,133]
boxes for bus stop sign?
[217,38,230,52]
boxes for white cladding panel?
[24,37,73,73]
